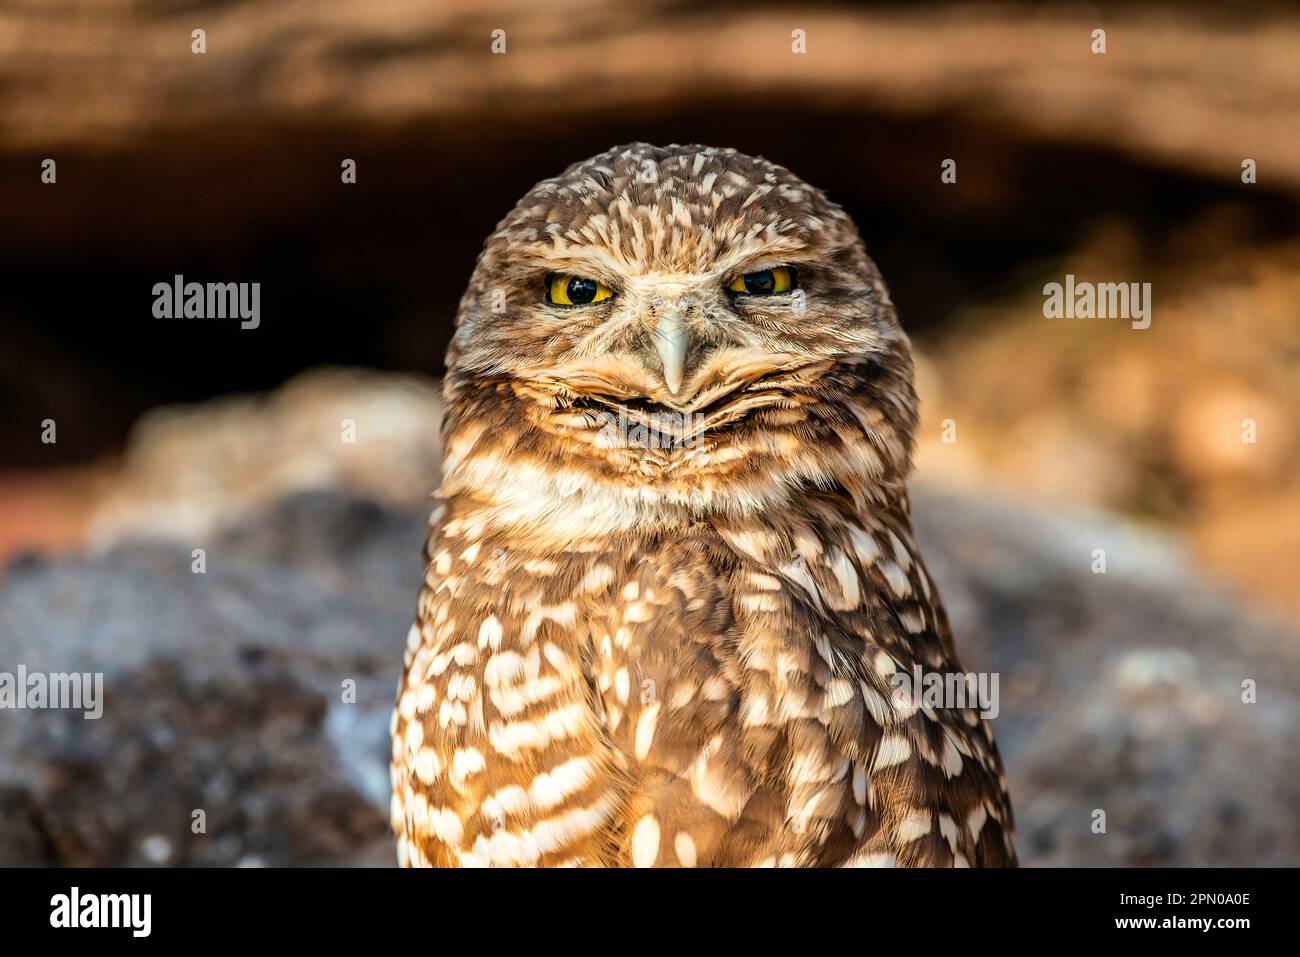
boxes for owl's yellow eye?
[727,267,796,296]
[546,274,613,306]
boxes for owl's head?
[441,144,917,536]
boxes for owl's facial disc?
[442,144,919,521]
[522,261,815,410]
[517,269,828,450]
[492,261,875,496]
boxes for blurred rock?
[913,231,1300,620]
[1,483,1296,866]
[87,367,442,549]
[912,489,1300,867]
[0,491,426,867]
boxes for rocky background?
[2,369,1297,867]
[1,1,1299,865]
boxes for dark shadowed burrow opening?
[2,100,1297,468]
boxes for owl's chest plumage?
[391,494,1016,867]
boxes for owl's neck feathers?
[436,350,917,548]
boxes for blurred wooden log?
[2,1,1298,190]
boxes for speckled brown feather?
[390,144,1015,867]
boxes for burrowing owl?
[390,143,1016,867]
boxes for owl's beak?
[654,308,688,395]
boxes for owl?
[390,143,1016,867]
